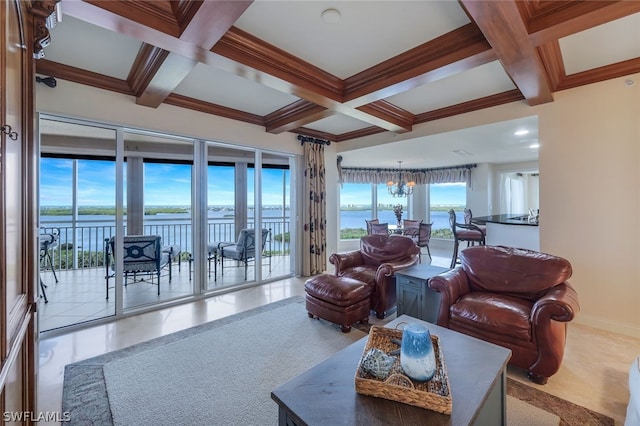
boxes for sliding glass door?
[38,114,296,332]
[122,131,194,310]
[39,116,119,331]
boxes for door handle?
[1,124,19,140]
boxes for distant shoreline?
[39,206,290,216]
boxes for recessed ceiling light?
[625,79,635,86]
[321,8,341,24]
[529,143,540,149]
[514,129,529,136]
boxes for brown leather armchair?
[330,234,419,319]
[428,245,580,385]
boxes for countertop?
[472,214,539,226]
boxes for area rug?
[60,297,604,425]
[507,378,614,426]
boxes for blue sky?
[40,159,290,207]
[40,158,463,207]
[340,182,466,206]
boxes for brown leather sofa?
[329,234,419,319]
[428,245,580,384]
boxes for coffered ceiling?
[37,0,640,166]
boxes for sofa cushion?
[460,245,572,300]
[450,293,533,341]
[340,266,376,286]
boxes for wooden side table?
[396,264,448,323]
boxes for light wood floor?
[37,252,639,425]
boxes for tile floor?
[38,254,292,331]
[37,249,639,425]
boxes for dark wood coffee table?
[271,315,511,425]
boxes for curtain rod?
[297,135,331,146]
[338,162,477,173]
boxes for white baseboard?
[573,314,640,339]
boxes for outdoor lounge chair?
[218,228,271,280]
[104,235,171,299]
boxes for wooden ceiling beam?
[213,27,413,132]
[343,23,496,106]
[460,0,554,106]
[525,0,640,46]
[82,1,252,108]
[64,1,411,132]
[264,100,332,134]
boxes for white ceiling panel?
[339,116,539,169]
[560,12,640,75]
[385,61,517,114]
[234,1,470,79]
[47,16,141,80]
[174,63,300,115]
[304,114,372,134]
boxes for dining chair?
[416,222,433,263]
[464,208,486,234]
[365,219,380,235]
[402,219,422,238]
[448,209,485,268]
[369,223,389,235]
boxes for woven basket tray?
[355,325,452,415]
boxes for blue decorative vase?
[400,323,437,382]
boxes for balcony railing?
[40,217,290,271]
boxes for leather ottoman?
[304,274,371,333]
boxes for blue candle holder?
[400,323,436,382]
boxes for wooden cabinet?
[395,264,447,323]
[1,0,57,419]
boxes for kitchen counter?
[472,214,539,251]
[472,214,538,226]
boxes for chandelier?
[387,161,415,197]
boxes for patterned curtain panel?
[302,142,327,276]
[337,161,475,186]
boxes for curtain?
[302,142,326,276]
[499,173,525,214]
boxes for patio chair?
[104,235,171,299]
[219,228,271,280]
[39,229,59,284]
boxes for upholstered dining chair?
[464,208,486,234]
[369,223,389,235]
[365,218,380,235]
[402,219,422,237]
[448,209,485,268]
[416,222,433,262]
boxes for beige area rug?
[61,297,608,425]
[507,377,614,426]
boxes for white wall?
[468,163,491,217]
[538,75,640,337]
[36,80,303,156]
[39,74,640,337]
[333,74,640,337]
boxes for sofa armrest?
[531,282,580,324]
[329,251,364,275]
[529,282,580,378]
[427,267,471,327]
[374,257,419,282]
